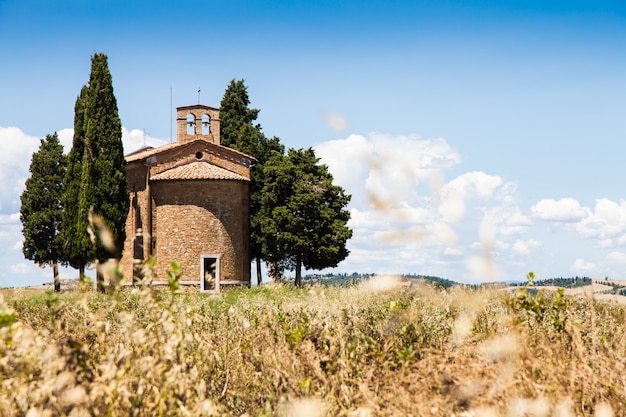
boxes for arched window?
[202,114,210,134]
[186,114,196,134]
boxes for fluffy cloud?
[315,132,528,282]
[575,198,626,242]
[606,251,626,264]
[531,198,589,222]
[121,127,168,154]
[0,127,41,214]
[570,258,596,274]
[512,239,541,255]
[10,263,31,274]
[532,197,626,248]
[317,133,460,205]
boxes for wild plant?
[1,273,625,416]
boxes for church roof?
[125,139,254,166]
[150,161,248,182]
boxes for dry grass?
[1,276,625,416]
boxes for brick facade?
[120,104,253,291]
[176,104,220,145]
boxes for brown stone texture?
[149,180,249,283]
[176,104,220,145]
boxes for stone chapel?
[120,104,254,291]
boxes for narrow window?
[186,114,196,134]
[201,114,210,134]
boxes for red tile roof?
[150,161,248,181]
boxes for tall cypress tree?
[220,79,284,284]
[61,53,128,290]
[83,53,129,290]
[20,133,67,291]
[61,85,92,278]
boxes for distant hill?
[303,273,464,288]
[403,274,463,289]
[510,276,592,289]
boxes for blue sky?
[2,0,626,287]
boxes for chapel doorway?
[201,255,220,292]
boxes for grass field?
[1,276,625,416]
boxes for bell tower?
[176,104,220,145]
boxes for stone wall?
[120,173,251,287]
[150,179,250,283]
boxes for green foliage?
[62,85,92,273]
[82,52,129,262]
[166,261,182,294]
[259,148,352,285]
[0,306,16,329]
[219,79,261,149]
[508,272,572,333]
[219,79,285,284]
[60,53,128,282]
[20,133,67,288]
[512,276,592,288]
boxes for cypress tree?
[20,133,67,291]
[61,53,128,290]
[61,85,92,278]
[82,52,129,290]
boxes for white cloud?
[10,263,31,274]
[438,171,504,223]
[531,198,589,222]
[56,127,169,157]
[512,239,541,255]
[0,126,41,214]
[531,197,626,252]
[0,213,20,225]
[606,251,626,264]
[316,132,527,282]
[122,127,168,154]
[317,133,461,211]
[570,258,595,274]
[574,198,626,242]
[315,134,372,201]
[57,128,74,150]
[444,247,463,256]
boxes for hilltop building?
[120,104,254,291]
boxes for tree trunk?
[53,263,60,292]
[295,256,302,287]
[256,258,262,286]
[79,264,85,282]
